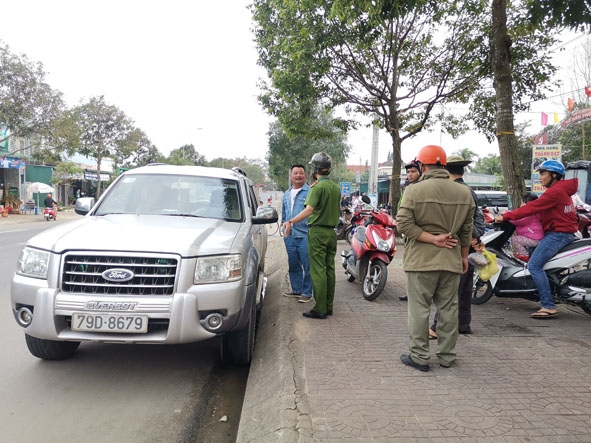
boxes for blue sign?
[340,182,351,196]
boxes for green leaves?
[0,41,65,144]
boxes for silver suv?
[11,164,278,365]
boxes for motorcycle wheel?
[362,261,387,301]
[345,226,354,245]
[581,303,591,315]
[472,276,494,305]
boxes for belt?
[309,225,335,229]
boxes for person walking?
[396,145,475,371]
[494,160,578,318]
[282,152,341,319]
[429,154,485,338]
[397,159,422,301]
[281,164,313,303]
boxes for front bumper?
[11,272,254,344]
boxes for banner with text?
[531,144,562,194]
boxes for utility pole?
[368,124,379,199]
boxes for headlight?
[371,231,394,253]
[194,254,242,283]
[17,247,50,279]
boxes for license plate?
[71,313,148,333]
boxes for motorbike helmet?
[404,159,421,171]
[416,145,446,166]
[537,160,565,177]
[309,152,332,175]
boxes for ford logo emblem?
[102,268,134,282]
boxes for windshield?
[94,174,243,221]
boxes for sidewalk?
[238,236,591,442]
[0,208,81,226]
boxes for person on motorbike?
[44,193,58,220]
[508,193,543,261]
[44,193,57,208]
[494,160,578,318]
[397,159,422,301]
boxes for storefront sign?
[531,144,562,194]
[0,156,26,169]
[84,171,111,181]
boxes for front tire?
[345,226,354,245]
[581,303,591,315]
[472,276,494,305]
[25,334,80,360]
[362,261,388,301]
[221,297,256,365]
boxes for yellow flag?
[554,112,559,123]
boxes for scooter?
[43,205,57,221]
[472,221,591,315]
[341,204,397,301]
[343,198,374,244]
[335,207,353,240]
[576,206,591,239]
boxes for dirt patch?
[192,361,249,443]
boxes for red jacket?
[503,179,579,234]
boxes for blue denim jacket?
[281,184,310,238]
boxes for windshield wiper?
[164,213,204,218]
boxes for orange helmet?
[416,145,446,166]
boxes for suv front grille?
[62,254,178,296]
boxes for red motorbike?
[343,205,373,244]
[576,206,591,238]
[341,206,397,300]
[43,205,57,221]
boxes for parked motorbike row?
[333,198,591,315]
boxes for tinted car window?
[476,192,508,208]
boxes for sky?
[1,2,587,166]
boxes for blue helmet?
[538,160,565,176]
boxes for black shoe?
[399,295,408,301]
[400,354,429,372]
[326,310,333,316]
[440,362,452,369]
[302,310,327,320]
[459,327,473,334]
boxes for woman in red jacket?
[494,160,578,318]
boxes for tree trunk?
[96,154,103,199]
[492,0,525,209]
[388,130,402,217]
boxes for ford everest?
[11,164,278,365]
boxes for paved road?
[0,210,238,443]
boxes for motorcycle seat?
[560,237,591,253]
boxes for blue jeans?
[284,235,313,296]
[528,232,574,309]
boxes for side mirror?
[253,206,279,224]
[361,195,371,204]
[74,197,96,215]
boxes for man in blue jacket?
[281,164,313,303]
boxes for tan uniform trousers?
[406,270,460,367]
